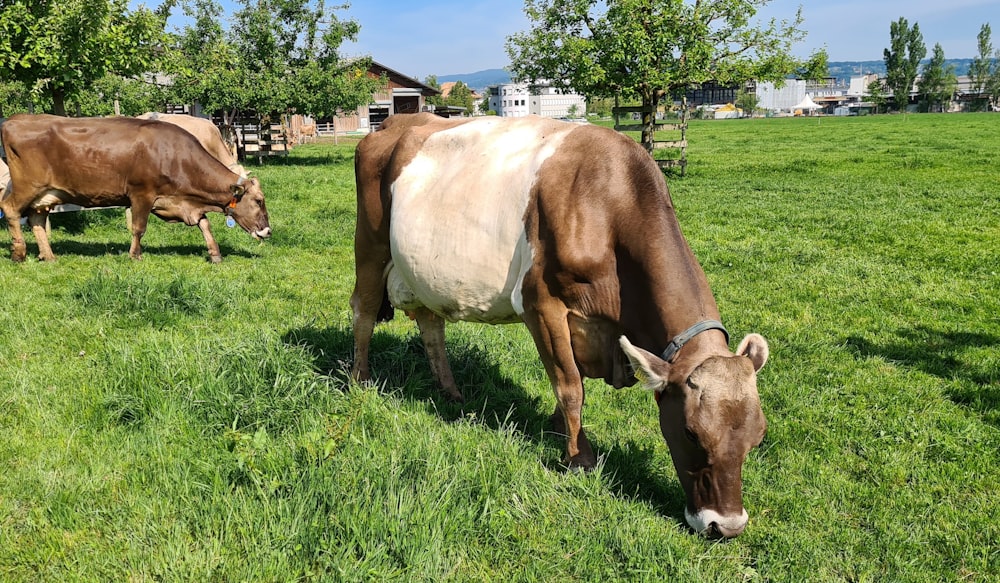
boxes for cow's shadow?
[27,240,259,261]
[846,325,999,427]
[283,322,688,522]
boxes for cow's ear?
[619,336,669,391]
[736,333,769,372]
[230,183,246,200]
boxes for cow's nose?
[255,227,272,239]
[707,520,745,539]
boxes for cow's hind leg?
[29,211,55,261]
[350,251,392,383]
[522,305,597,470]
[412,307,465,403]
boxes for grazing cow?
[0,114,271,263]
[352,113,770,538]
[136,112,245,177]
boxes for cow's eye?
[684,427,698,444]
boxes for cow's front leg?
[5,212,27,262]
[127,203,151,260]
[412,307,465,402]
[29,211,55,261]
[197,216,223,263]
[523,305,596,470]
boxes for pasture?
[1,113,997,581]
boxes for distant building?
[488,82,586,118]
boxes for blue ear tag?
[226,216,236,228]
[0,209,4,219]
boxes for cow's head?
[229,177,271,239]
[620,333,769,538]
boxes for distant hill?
[437,69,510,92]
[438,60,973,92]
[827,59,972,84]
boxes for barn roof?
[369,61,440,97]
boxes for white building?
[755,80,806,112]
[488,82,586,118]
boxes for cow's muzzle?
[685,507,748,539]
[253,226,272,239]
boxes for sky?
[155,1,1000,80]
[337,0,1000,80]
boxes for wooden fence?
[612,100,688,176]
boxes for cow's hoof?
[208,255,223,264]
[563,453,597,472]
[443,389,466,403]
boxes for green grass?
[1,114,998,581]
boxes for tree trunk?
[640,89,664,155]
[52,87,67,116]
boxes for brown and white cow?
[352,113,770,538]
[136,112,245,177]
[0,114,271,263]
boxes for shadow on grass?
[34,240,261,261]
[846,326,1000,427]
[283,321,688,524]
[251,152,355,167]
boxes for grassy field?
[0,113,997,581]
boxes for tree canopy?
[505,0,826,149]
[166,0,383,124]
[0,0,167,115]
[0,0,383,122]
[969,23,998,111]
[883,17,925,112]
[917,43,956,113]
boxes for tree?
[969,22,995,111]
[0,0,167,115]
[735,89,760,118]
[883,17,925,112]
[917,43,956,113]
[0,79,31,117]
[446,81,475,115]
[866,79,887,114]
[162,0,383,145]
[506,0,816,152]
[424,75,445,106]
[75,74,170,117]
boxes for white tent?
[792,95,821,113]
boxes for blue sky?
[340,0,999,79]
[155,1,1000,80]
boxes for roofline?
[370,60,441,96]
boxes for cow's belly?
[386,214,533,324]
[386,118,569,324]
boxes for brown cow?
[352,113,770,538]
[0,114,271,263]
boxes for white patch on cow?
[685,507,749,536]
[387,117,576,323]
